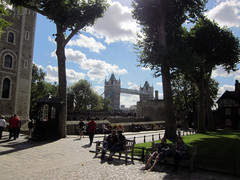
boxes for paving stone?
[0,131,238,180]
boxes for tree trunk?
[197,77,206,133]
[157,0,176,140]
[205,78,215,130]
[55,25,67,138]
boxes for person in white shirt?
[0,115,7,139]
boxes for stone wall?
[136,100,167,122]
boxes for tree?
[174,18,240,132]
[171,71,219,126]
[0,2,12,36]
[132,0,207,140]
[10,0,109,137]
[68,80,102,112]
[30,64,58,113]
[102,97,111,112]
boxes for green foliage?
[10,0,109,38]
[132,0,208,77]
[0,3,12,36]
[102,98,112,112]
[171,72,219,115]
[135,132,240,173]
[30,64,58,111]
[68,80,104,112]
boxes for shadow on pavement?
[0,132,59,156]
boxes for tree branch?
[65,24,85,45]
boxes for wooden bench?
[95,136,135,165]
[145,142,197,172]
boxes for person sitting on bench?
[145,137,171,171]
[107,131,126,160]
[173,136,188,171]
[101,130,118,160]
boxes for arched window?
[8,32,14,44]
[4,55,13,68]
[2,78,10,98]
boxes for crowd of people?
[1,114,188,172]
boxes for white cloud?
[212,66,234,78]
[63,48,127,83]
[212,65,240,78]
[67,34,106,53]
[48,36,56,44]
[44,65,85,83]
[92,86,104,95]
[158,93,163,99]
[65,48,87,64]
[120,94,139,108]
[34,63,44,70]
[86,0,139,44]
[218,84,234,97]
[156,82,162,87]
[127,82,140,90]
[141,67,151,71]
[206,0,240,28]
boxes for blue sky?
[33,0,240,108]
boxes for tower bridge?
[120,88,149,95]
[104,73,153,110]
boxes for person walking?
[0,115,7,139]
[9,114,21,140]
[87,118,96,146]
[78,118,85,140]
[28,119,34,137]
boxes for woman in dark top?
[173,136,188,171]
[78,119,85,140]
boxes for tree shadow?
[0,134,59,156]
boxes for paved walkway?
[0,131,238,180]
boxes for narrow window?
[2,78,10,98]
[24,60,28,68]
[4,55,13,68]
[25,31,29,40]
[225,108,231,115]
[225,119,232,126]
[8,32,14,44]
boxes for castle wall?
[136,100,167,122]
[0,8,36,120]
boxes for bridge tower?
[104,73,121,110]
[140,81,153,101]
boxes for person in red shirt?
[87,118,96,146]
[9,114,21,140]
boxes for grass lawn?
[134,131,240,174]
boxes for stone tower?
[140,81,153,101]
[104,73,121,111]
[0,6,36,120]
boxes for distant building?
[0,6,36,120]
[104,73,153,111]
[139,81,153,101]
[104,73,121,111]
[216,80,240,130]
